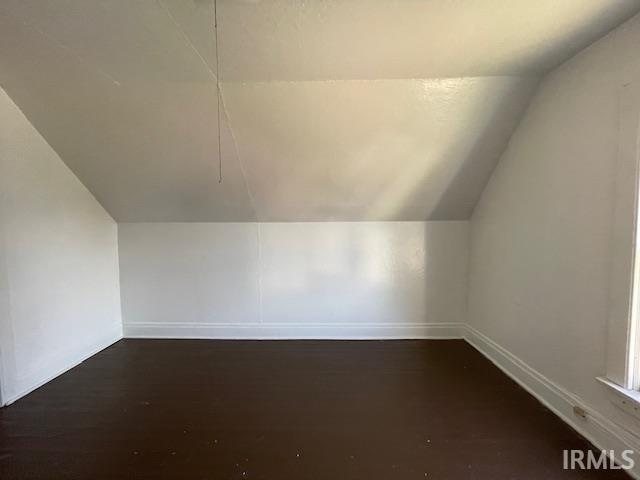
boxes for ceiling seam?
[25,20,121,87]
[156,0,218,81]
[155,0,258,221]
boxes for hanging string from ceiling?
[156,0,224,184]
[214,0,223,184]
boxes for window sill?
[597,377,640,419]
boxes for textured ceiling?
[0,0,638,221]
[219,0,640,81]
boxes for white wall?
[120,221,468,339]
[467,12,640,466]
[0,88,122,405]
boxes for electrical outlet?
[573,405,587,419]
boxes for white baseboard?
[123,322,466,340]
[3,330,122,406]
[464,324,640,479]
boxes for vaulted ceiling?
[1,0,638,221]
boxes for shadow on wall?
[414,78,540,221]
[220,78,540,222]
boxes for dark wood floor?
[0,340,630,479]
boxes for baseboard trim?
[3,331,122,407]
[123,322,466,340]
[464,324,640,479]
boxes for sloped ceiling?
[0,0,638,221]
